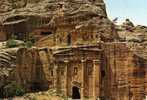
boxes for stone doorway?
[72,86,81,99]
[30,82,42,92]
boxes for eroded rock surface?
[0,0,118,42]
[117,19,147,43]
[1,1,147,100]
[13,48,49,92]
[0,48,18,97]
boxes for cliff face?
[101,43,147,100]
[13,48,49,92]
[0,0,105,13]
[0,47,53,97]
[0,48,18,97]
[11,43,147,99]
[0,0,118,42]
[117,19,147,43]
[0,0,106,24]
[1,44,147,99]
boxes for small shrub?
[3,81,25,97]
[6,39,17,48]
[25,41,33,48]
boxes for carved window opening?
[74,67,78,75]
[96,34,99,38]
[51,70,53,76]
[101,70,106,78]
[67,33,71,45]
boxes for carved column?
[64,60,69,97]
[54,63,58,90]
[93,60,100,100]
[81,60,85,100]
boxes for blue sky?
[104,0,147,25]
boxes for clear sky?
[104,0,147,25]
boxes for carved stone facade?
[52,45,101,99]
[44,43,147,100]
[1,0,147,100]
[13,48,49,92]
[1,42,147,100]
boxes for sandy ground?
[3,95,64,100]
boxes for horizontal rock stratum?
[0,0,119,42]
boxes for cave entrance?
[41,31,52,35]
[72,86,81,99]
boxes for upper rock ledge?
[0,0,107,23]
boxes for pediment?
[53,45,101,56]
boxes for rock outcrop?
[117,19,147,43]
[0,48,18,97]
[101,43,147,100]
[1,0,147,100]
[13,48,49,92]
[0,0,106,26]
[0,0,118,42]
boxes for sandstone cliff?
[0,48,18,97]
[13,48,49,92]
[0,0,106,27]
[117,19,147,43]
[0,0,118,42]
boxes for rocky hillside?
[117,19,147,43]
[0,0,106,23]
[0,0,119,42]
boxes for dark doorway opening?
[31,82,42,92]
[41,31,52,35]
[101,70,106,78]
[100,97,106,100]
[72,86,81,99]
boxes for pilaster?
[93,60,100,100]
[64,60,69,96]
[81,60,85,100]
